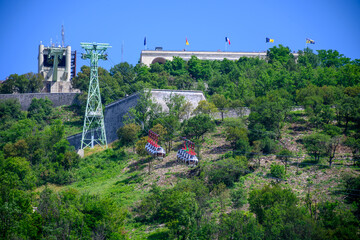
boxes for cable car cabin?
[145,131,166,159]
[176,149,198,167]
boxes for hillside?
[46,108,358,239]
[1,46,360,239]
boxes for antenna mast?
[61,25,65,47]
[80,42,111,149]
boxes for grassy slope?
[48,111,359,238]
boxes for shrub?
[270,163,285,181]
[204,156,248,188]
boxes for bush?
[204,156,248,188]
[270,163,285,180]
[261,137,278,154]
[230,179,247,208]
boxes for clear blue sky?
[1,0,359,80]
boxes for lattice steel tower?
[80,42,111,149]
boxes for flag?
[186,37,189,45]
[225,37,230,45]
[144,37,146,46]
[306,38,315,44]
[266,37,274,43]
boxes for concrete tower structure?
[38,44,79,93]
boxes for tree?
[303,133,330,161]
[135,136,148,157]
[0,73,43,94]
[298,47,320,68]
[248,185,314,239]
[164,93,187,120]
[336,95,357,132]
[276,148,293,173]
[27,97,53,123]
[211,94,229,121]
[204,156,247,188]
[183,114,215,140]
[270,163,285,182]
[192,100,217,117]
[267,44,294,65]
[219,210,264,240]
[345,137,360,165]
[0,98,23,125]
[225,126,250,154]
[317,49,350,68]
[129,90,162,131]
[248,91,291,141]
[325,136,342,167]
[24,72,44,93]
[116,123,140,150]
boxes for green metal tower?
[80,42,111,149]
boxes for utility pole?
[80,42,111,149]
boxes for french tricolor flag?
[225,37,230,45]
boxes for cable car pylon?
[80,42,111,149]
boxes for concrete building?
[140,50,299,66]
[38,44,79,93]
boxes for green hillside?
[1,45,360,239]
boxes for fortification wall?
[0,93,79,110]
[150,89,206,114]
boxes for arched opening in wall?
[151,57,166,65]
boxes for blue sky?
[0,0,359,80]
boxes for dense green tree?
[27,97,53,123]
[298,47,320,68]
[267,44,294,65]
[226,126,250,154]
[303,133,330,161]
[164,93,187,120]
[270,163,285,181]
[0,73,43,94]
[128,90,162,131]
[248,90,291,142]
[219,210,264,240]
[192,100,217,116]
[183,114,215,139]
[248,185,316,240]
[0,98,23,125]
[317,49,350,68]
[116,123,141,149]
[203,156,247,188]
[211,94,229,121]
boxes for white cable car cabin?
[176,148,198,167]
[145,139,166,160]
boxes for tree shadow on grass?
[128,157,151,173]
